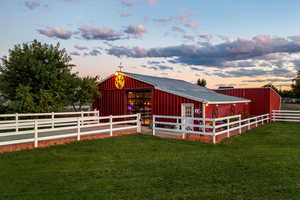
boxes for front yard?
[0,122,300,200]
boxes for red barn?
[214,88,281,117]
[95,72,250,124]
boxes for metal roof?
[121,72,250,104]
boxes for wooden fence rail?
[153,114,270,144]
[272,110,300,122]
[0,113,141,147]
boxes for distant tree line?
[271,70,300,98]
[0,40,99,114]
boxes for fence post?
[256,117,258,127]
[212,120,216,144]
[137,113,141,133]
[16,113,19,133]
[262,115,264,125]
[152,116,156,136]
[51,112,54,129]
[34,120,38,148]
[248,119,250,130]
[81,112,84,126]
[109,115,113,136]
[77,118,81,141]
[239,115,242,134]
[203,118,206,135]
[227,118,230,138]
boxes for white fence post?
[203,118,206,135]
[137,113,141,133]
[34,120,38,148]
[239,115,242,134]
[227,118,230,138]
[212,120,216,144]
[16,113,19,133]
[77,118,81,141]
[152,116,156,136]
[51,112,54,128]
[81,112,84,126]
[256,117,258,127]
[109,115,113,136]
[248,119,250,130]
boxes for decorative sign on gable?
[115,73,125,89]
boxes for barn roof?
[121,72,250,104]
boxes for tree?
[69,76,100,111]
[0,40,99,113]
[292,70,300,98]
[263,83,279,93]
[197,78,207,87]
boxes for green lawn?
[1,122,300,200]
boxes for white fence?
[153,114,270,144]
[0,111,99,133]
[272,110,300,122]
[0,113,141,147]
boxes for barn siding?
[214,88,281,116]
[204,103,249,118]
[152,89,203,118]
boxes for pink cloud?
[146,0,157,6]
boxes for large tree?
[0,40,99,113]
[292,70,300,98]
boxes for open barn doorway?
[127,90,152,125]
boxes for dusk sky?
[1,0,300,89]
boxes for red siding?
[214,88,281,116]
[152,90,203,118]
[205,103,250,118]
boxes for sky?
[1,0,300,89]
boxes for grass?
[1,122,300,200]
[281,103,300,110]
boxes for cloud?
[171,26,185,34]
[107,45,147,57]
[190,67,204,71]
[199,34,213,42]
[120,0,135,7]
[183,35,196,41]
[146,0,157,6]
[288,35,300,42]
[242,78,292,83]
[176,16,199,30]
[120,12,131,17]
[37,27,73,39]
[213,68,295,78]
[141,64,173,71]
[70,51,81,56]
[74,45,88,51]
[153,17,173,23]
[78,25,123,41]
[124,24,147,38]
[106,35,300,68]
[147,61,165,65]
[24,0,41,10]
[88,49,101,56]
